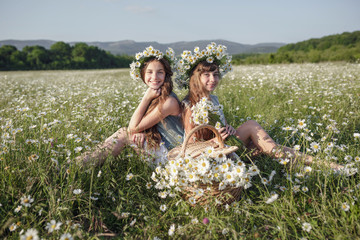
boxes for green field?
[1,63,360,239]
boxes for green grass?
[1,63,360,239]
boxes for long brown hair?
[140,57,173,148]
[182,61,219,140]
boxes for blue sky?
[1,0,359,44]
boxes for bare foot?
[328,162,344,171]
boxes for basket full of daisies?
[151,125,260,206]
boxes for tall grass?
[1,63,359,239]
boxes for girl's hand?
[218,127,229,140]
[130,133,146,147]
[218,125,236,140]
[143,87,161,101]
[226,124,236,136]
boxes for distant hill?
[0,40,56,50]
[278,31,360,52]
[233,31,360,64]
[0,39,285,55]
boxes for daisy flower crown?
[175,42,233,89]
[129,46,176,81]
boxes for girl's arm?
[128,88,159,132]
[212,95,236,139]
[183,107,195,142]
[128,89,180,134]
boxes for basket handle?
[180,124,225,158]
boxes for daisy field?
[0,63,359,239]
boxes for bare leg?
[76,127,130,167]
[244,140,263,158]
[235,120,343,170]
[235,120,277,155]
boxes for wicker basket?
[167,125,238,160]
[182,182,243,206]
[167,125,242,206]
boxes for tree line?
[232,31,360,65]
[2,31,360,70]
[0,42,134,70]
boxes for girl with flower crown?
[177,42,344,171]
[77,46,184,166]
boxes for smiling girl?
[177,42,344,171]
[78,46,183,166]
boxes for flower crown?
[129,46,176,81]
[175,42,233,89]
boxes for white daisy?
[160,204,167,212]
[302,186,309,192]
[73,189,82,195]
[45,220,62,233]
[9,223,17,232]
[297,119,307,129]
[126,173,134,181]
[341,202,350,211]
[60,233,73,240]
[204,147,215,157]
[302,222,312,232]
[168,223,176,236]
[304,166,312,174]
[20,195,34,207]
[310,142,320,152]
[14,205,22,213]
[248,165,260,176]
[189,197,196,205]
[265,193,279,204]
[20,228,39,240]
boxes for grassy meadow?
[1,63,360,239]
